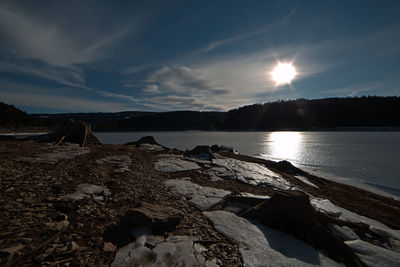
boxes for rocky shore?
[1,133,400,266]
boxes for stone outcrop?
[184,145,214,161]
[240,190,364,266]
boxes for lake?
[95,131,400,197]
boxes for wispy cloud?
[318,81,387,98]
[142,84,161,94]
[0,90,133,112]
[200,5,297,53]
[145,66,230,96]
[0,6,135,67]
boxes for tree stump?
[25,119,101,147]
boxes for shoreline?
[1,137,400,265]
[3,130,400,199]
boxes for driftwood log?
[238,191,365,267]
[25,119,101,147]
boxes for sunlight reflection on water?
[264,132,303,160]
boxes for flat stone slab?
[155,155,201,172]
[16,144,89,164]
[65,183,111,201]
[165,179,230,210]
[311,198,392,230]
[327,223,359,241]
[112,232,217,267]
[345,239,400,267]
[211,158,291,189]
[204,210,340,267]
[96,155,132,173]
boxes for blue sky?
[0,0,399,113]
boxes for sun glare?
[272,63,297,85]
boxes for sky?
[0,0,399,113]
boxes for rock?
[139,144,165,151]
[16,144,89,164]
[311,198,392,230]
[71,241,79,251]
[184,145,214,161]
[165,179,231,211]
[328,224,359,241]
[96,156,132,173]
[112,235,217,267]
[124,203,183,231]
[345,239,400,267]
[103,242,116,252]
[154,155,200,172]
[204,211,340,267]
[65,183,111,201]
[210,145,238,154]
[126,136,162,146]
[240,190,362,266]
[212,158,290,189]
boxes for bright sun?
[272,63,297,85]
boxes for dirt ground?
[0,140,399,266]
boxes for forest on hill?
[217,96,400,130]
[2,96,400,131]
[0,102,33,130]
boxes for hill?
[6,96,400,131]
[218,96,400,130]
[0,101,33,130]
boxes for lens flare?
[272,63,297,85]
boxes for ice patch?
[155,155,200,172]
[295,175,319,189]
[345,239,400,267]
[212,158,290,189]
[165,179,230,210]
[204,210,340,267]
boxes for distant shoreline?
[2,127,400,135]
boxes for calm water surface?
[96,131,400,196]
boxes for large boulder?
[240,190,364,266]
[184,145,214,161]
